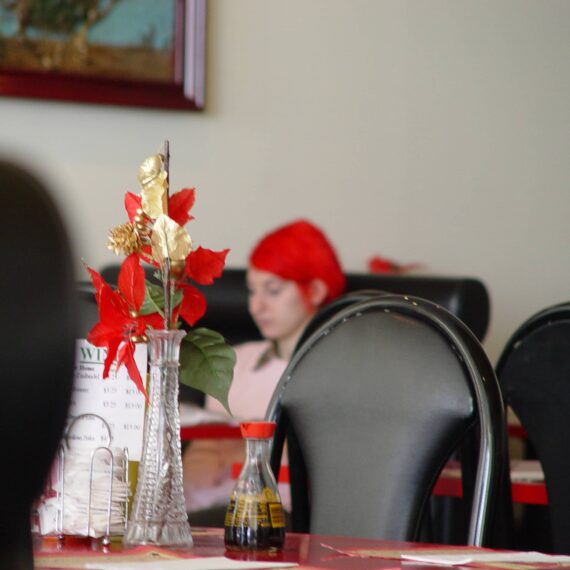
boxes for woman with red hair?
[183,219,345,518]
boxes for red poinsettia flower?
[176,283,207,327]
[121,188,229,329]
[173,247,230,327]
[186,246,229,285]
[123,188,196,266]
[87,254,163,398]
[124,188,196,227]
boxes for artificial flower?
[125,188,195,228]
[87,149,235,412]
[177,283,207,327]
[186,247,229,285]
[138,154,168,218]
[107,221,143,256]
[151,214,192,265]
[137,154,163,187]
[87,255,163,398]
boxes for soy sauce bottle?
[224,421,285,552]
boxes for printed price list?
[67,339,147,461]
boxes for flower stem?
[162,140,171,330]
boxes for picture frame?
[0,0,205,110]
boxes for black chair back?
[496,303,570,553]
[0,161,76,569]
[267,293,505,544]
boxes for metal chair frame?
[267,293,505,545]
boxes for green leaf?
[139,281,182,315]
[140,282,163,315]
[179,328,236,415]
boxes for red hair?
[249,219,345,303]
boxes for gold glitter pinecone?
[107,222,143,255]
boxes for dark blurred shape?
[497,303,570,554]
[0,160,76,569]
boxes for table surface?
[34,527,484,570]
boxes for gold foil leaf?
[107,222,142,255]
[138,154,163,186]
[141,171,167,218]
[151,214,192,265]
[138,154,168,218]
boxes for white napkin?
[37,448,129,538]
[85,556,298,570]
[401,551,570,565]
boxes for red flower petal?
[135,312,165,334]
[99,286,129,327]
[125,192,141,222]
[185,247,229,285]
[117,342,148,400]
[168,188,195,226]
[103,338,122,378]
[86,265,112,303]
[179,284,207,326]
[87,322,117,347]
[118,254,146,311]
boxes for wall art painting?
[0,0,205,110]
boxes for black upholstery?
[496,303,570,553]
[99,266,491,343]
[98,268,490,406]
[76,282,100,338]
[266,293,505,544]
[0,161,76,569]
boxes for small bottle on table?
[224,422,285,552]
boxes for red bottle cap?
[240,421,276,439]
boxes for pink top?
[183,341,288,512]
[205,341,287,419]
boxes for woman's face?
[247,268,315,347]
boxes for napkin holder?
[35,414,130,545]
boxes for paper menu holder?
[34,339,148,543]
[69,339,148,516]
[70,340,147,462]
[35,413,130,544]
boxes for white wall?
[1,0,569,362]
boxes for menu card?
[67,340,147,461]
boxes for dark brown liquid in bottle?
[225,523,285,552]
[224,499,285,552]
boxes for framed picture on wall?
[0,0,205,110]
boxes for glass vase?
[124,329,193,548]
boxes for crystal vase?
[124,329,193,548]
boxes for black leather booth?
[97,264,490,410]
[99,266,490,343]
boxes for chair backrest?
[496,303,570,553]
[99,267,491,343]
[293,289,384,351]
[266,293,505,544]
[0,161,76,569]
